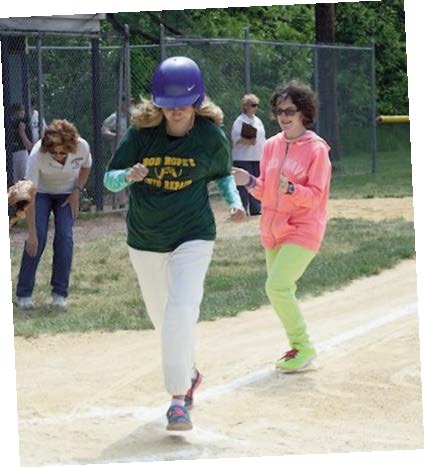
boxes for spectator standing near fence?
[11,103,33,183]
[232,80,332,372]
[102,96,133,209]
[231,94,266,216]
[104,56,245,431]
[15,119,92,310]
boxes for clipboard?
[241,122,257,139]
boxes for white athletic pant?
[13,149,29,183]
[128,240,214,396]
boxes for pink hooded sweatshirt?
[251,130,331,252]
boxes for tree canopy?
[106,1,407,115]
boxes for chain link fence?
[162,36,376,176]
[1,32,127,210]
[1,30,376,211]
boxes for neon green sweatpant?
[265,243,316,348]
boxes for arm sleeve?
[103,168,134,192]
[281,146,331,209]
[215,175,243,209]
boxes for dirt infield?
[13,196,423,466]
[214,196,415,239]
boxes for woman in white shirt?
[15,119,92,310]
[231,94,266,215]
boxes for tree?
[315,3,341,164]
[105,2,408,120]
[335,0,407,115]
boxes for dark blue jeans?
[233,160,262,215]
[16,193,74,298]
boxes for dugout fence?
[1,26,377,211]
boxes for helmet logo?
[187,84,196,91]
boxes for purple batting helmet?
[151,56,205,109]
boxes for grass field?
[331,125,412,198]
[330,149,412,198]
[11,216,415,337]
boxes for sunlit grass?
[11,216,415,337]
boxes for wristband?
[245,174,256,190]
[286,182,295,195]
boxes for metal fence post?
[370,39,378,174]
[115,45,124,141]
[1,36,13,187]
[124,25,132,125]
[160,23,166,61]
[22,37,31,129]
[244,26,251,94]
[36,33,44,137]
[91,37,104,211]
[313,46,320,134]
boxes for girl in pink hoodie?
[232,80,332,372]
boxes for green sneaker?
[275,345,317,372]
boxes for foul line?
[20,302,418,427]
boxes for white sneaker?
[52,293,67,308]
[16,296,34,310]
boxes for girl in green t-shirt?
[104,56,245,431]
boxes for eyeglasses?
[250,103,258,108]
[273,106,299,117]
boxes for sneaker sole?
[276,354,317,373]
[166,421,193,431]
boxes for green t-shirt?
[107,116,232,252]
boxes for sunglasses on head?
[273,106,299,117]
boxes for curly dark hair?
[270,80,319,128]
[41,119,79,154]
